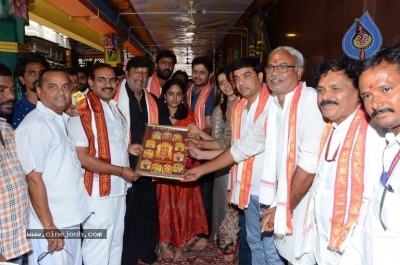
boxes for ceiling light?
[187,24,197,31]
[186,32,195,36]
[286,33,296,37]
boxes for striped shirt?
[0,118,31,260]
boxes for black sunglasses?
[37,248,73,264]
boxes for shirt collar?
[36,101,69,123]
[332,105,360,132]
[271,82,302,109]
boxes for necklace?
[325,128,340,162]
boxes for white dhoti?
[28,225,82,265]
[275,192,315,265]
[82,195,126,265]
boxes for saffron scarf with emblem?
[80,90,112,197]
[142,88,159,125]
[186,82,212,129]
[319,106,369,252]
[149,72,161,98]
[295,106,370,260]
[228,83,270,209]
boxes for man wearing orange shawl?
[116,57,169,265]
[146,50,176,98]
[227,57,282,264]
[295,57,385,265]
[186,56,215,250]
[183,47,326,264]
[68,64,141,265]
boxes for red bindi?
[273,60,277,63]
[369,84,373,89]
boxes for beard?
[28,84,37,93]
[157,68,172,80]
[0,99,14,117]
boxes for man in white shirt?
[215,57,282,264]
[295,57,385,265]
[68,63,140,265]
[15,68,91,265]
[146,50,176,97]
[358,45,400,265]
[184,46,326,264]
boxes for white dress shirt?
[15,102,91,228]
[313,111,385,265]
[230,93,272,206]
[363,130,400,265]
[68,98,129,198]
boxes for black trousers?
[121,179,158,265]
[197,171,214,239]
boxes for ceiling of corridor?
[106,0,254,69]
[42,0,275,69]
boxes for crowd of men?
[0,44,400,265]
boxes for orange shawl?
[229,83,270,209]
[319,106,369,251]
[143,88,159,125]
[149,72,161,98]
[80,90,112,197]
[186,83,212,129]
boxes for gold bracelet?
[119,166,124,177]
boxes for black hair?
[156,50,177,65]
[88,63,115,80]
[15,52,49,78]
[126,56,152,72]
[172,70,189,85]
[213,67,238,122]
[230,57,262,74]
[15,52,50,86]
[312,56,360,89]
[159,78,189,120]
[37,68,69,87]
[0,63,12,77]
[74,66,88,76]
[66,67,78,76]
[360,44,400,74]
[192,56,213,73]
[112,67,125,76]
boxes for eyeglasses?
[379,183,394,231]
[37,248,73,264]
[264,64,296,73]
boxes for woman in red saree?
[157,78,208,262]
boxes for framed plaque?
[136,124,188,180]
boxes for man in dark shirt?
[116,57,168,265]
[186,56,215,250]
[12,52,49,128]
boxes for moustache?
[371,107,395,118]
[0,99,14,107]
[320,99,339,107]
[101,87,114,91]
[269,76,284,82]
